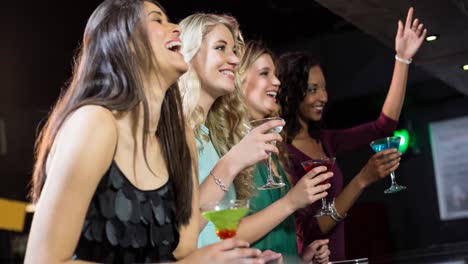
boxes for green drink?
[201,200,249,240]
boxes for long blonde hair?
[178,13,254,200]
[237,40,291,181]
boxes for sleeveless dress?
[73,161,179,263]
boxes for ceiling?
[315,0,468,98]
[159,0,468,101]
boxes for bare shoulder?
[60,105,118,142]
[49,105,118,175]
[67,105,117,131]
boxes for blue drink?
[371,138,400,152]
[370,136,406,194]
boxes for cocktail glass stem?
[266,154,274,185]
[390,172,397,186]
[320,197,328,212]
[384,171,407,194]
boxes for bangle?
[329,199,346,222]
[395,54,412,65]
[210,171,228,192]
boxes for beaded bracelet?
[329,199,347,222]
[395,54,412,65]
[210,171,228,192]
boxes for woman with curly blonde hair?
[178,13,285,251]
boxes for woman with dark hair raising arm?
[25,1,264,263]
[277,7,427,261]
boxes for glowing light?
[394,129,410,154]
[425,35,438,42]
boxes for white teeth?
[221,70,234,77]
[166,41,182,50]
[314,106,324,110]
[266,91,277,98]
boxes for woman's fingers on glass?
[380,152,401,165]
[378,160,400,177]
[261,132,283,143]
[310,172,333,185]
[217,238,249,250]
[388,161,401,172]
[263,143,279,155]
[311,190,328,202]
[317,183,331,194]
[304,165,327,178]
[377,148,398,157]
[254,119,284,133]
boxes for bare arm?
[382,7,427,120]
[24,106,118,264]
[316,149,401,233]
[316,7,427,234]
[198,119,284,230]
[236,167,332,243]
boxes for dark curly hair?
[277,51,324,143]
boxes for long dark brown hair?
[277,51,323,143]
[31,0,193,225]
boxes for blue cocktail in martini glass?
[370,136,406,194]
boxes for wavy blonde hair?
[178,13,254,200]
[236,40,292,182]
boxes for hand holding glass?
[249,117,285,190]
[301,157,336,217]
[370,136,406,194]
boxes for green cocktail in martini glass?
[201,200,249,240]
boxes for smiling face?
[143,2,187,85]
[191,24,240,100]
[298,65,328,122]
[241,53,280,119]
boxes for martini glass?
[200,199,250,240]
[249,117,286,190]
[301,157,336,217]
[370,136,406,194]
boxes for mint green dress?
[250,155,299,261]
[196,125,236,248]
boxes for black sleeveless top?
[74,161,179,263]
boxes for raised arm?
[314,7,427,236]
[382,7,427,120]
[25,106,117,264]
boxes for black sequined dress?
[73,161,179,263]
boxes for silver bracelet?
[329,199,346,222]
[210,171,228,192]
[395,54,412,65]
